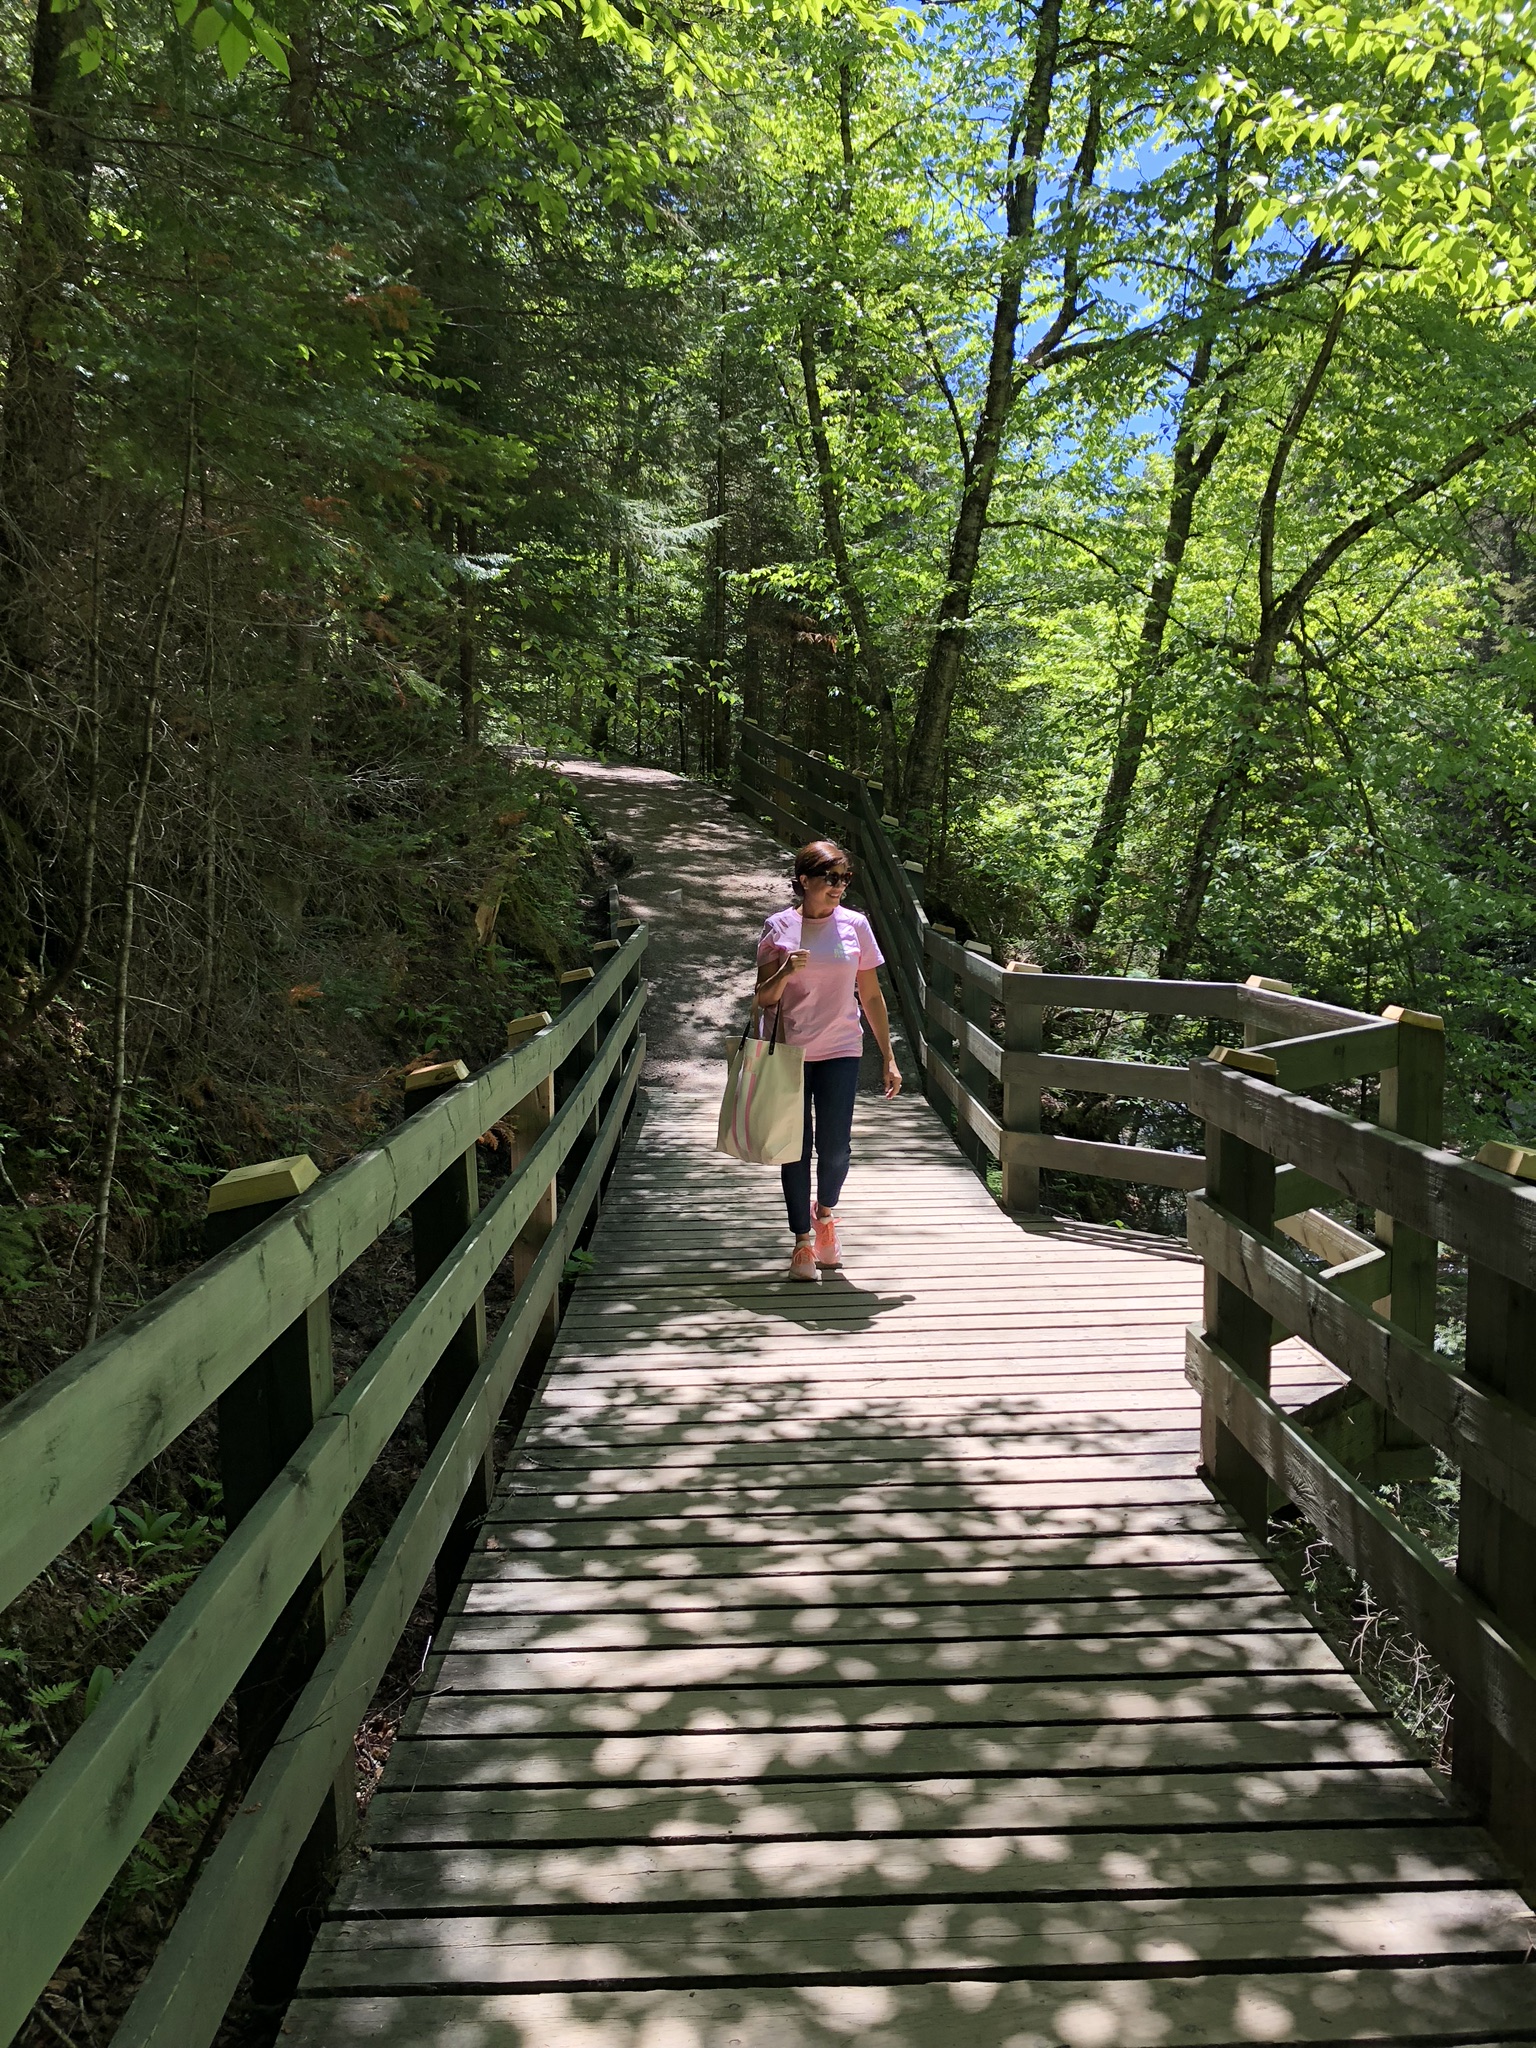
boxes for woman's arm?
[856,967,902,1098]
[756,945,809,1005]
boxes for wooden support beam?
[956,942,994,1177]
[203,1154,349,2008]
[1457,1140,1536,1873]
[1372,1005,1444,1464]
[402,1059,490,1620]
[1199,1121,1275,1535]
[507,1012,559,1363]
[1187,1327,1536,1790]
[1001,963,1043,1214]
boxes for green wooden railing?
[0,925,647,2046]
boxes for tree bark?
[798,319,899,789]
[85,412,195,1341]
[1071,140,1239,941]
[0,0,95,682]
[900,0,1066,829]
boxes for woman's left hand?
[883,1055,902,1099]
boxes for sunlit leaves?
[1187,0,1536,317]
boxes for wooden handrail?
[0,930,648,2046]
[0,927,646,1612]
[1186,1044,1536,1881]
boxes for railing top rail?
[0,925,648,1615]
[1189,1056,1536,1287]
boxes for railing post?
[557,966,600,1190]
[1198,1118,1276,1536]
[958,940,993,1174]
[1455,1143,1536,1859]
[508,1010,560,1363]
[925,922,958,1132]
[402,1059,491,1619]
[1373,1006,1445,1467]
[1373,1006,1445,1331]
[590,940,625,1171]
[1001,962,1043,1214]
[203,1154,351,2006]
[1242,973,1293,1047]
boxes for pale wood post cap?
[208,1154,319,1215]
[1382,1003,1445,1031]
[559,967,595,986]
[880,814,900,827]
[404,1058,469,1095]
[1210,1044,1280,1078]
[592,939,620,957]
[1476,1140,1536,1181]
[616,918,643,935]
[507,1010,552,1045]
[1244,974,1294,994]
[964,940,992,957]
[1005,960,1042,974]
[902,860,924,876]
[932,922,956,937]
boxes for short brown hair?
[791,840,852,900]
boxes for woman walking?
[755,840,901,1280]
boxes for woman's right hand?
[785,948,810,975]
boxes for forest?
[3,0,1536,2035]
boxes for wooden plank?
[997,971,1246,1021]
[362,1769,1449,1850]
[427,1628,1347,1695]
[400,1679,1400,1753]
[277,1965,1536,2047]
[1455,1251,1536,1870]
[464,1528,1267,1581]
[439,1592,1306,1654]
[1005,1050,1189,1101]
[0,928,648,1614]
[1187,1059,1536,1288]
[458,1561,1281,1610]
[302,1886,1536,1989]
[739,753,858,838]
[924,986,1003,1080]
[1189,1194,1536,1515]
[1239,983,1381,1036]
[497,1454,1207,1502]
[344,1820,1501,1914]
[1259,1020,1401,1091]
[1186,1329,1536,1774]
[1276,1205,1379,1267]
[998,1128,1207,1190]
[926,926,1005,997]
[0,1005,647,2047]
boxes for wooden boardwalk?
[285,1086,1536,2047]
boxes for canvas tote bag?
[716,996,805,1164]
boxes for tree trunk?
[85,420,196,1341]
[798,319,900,792]
[901,0,1063,829]
[1071,140,1239,941]
[0,0,94,682]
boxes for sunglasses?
[805,866,853,885]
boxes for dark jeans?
[782,1055,861,1237]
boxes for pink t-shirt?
[758,905,884,1062]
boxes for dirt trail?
[556,757,891,1097]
